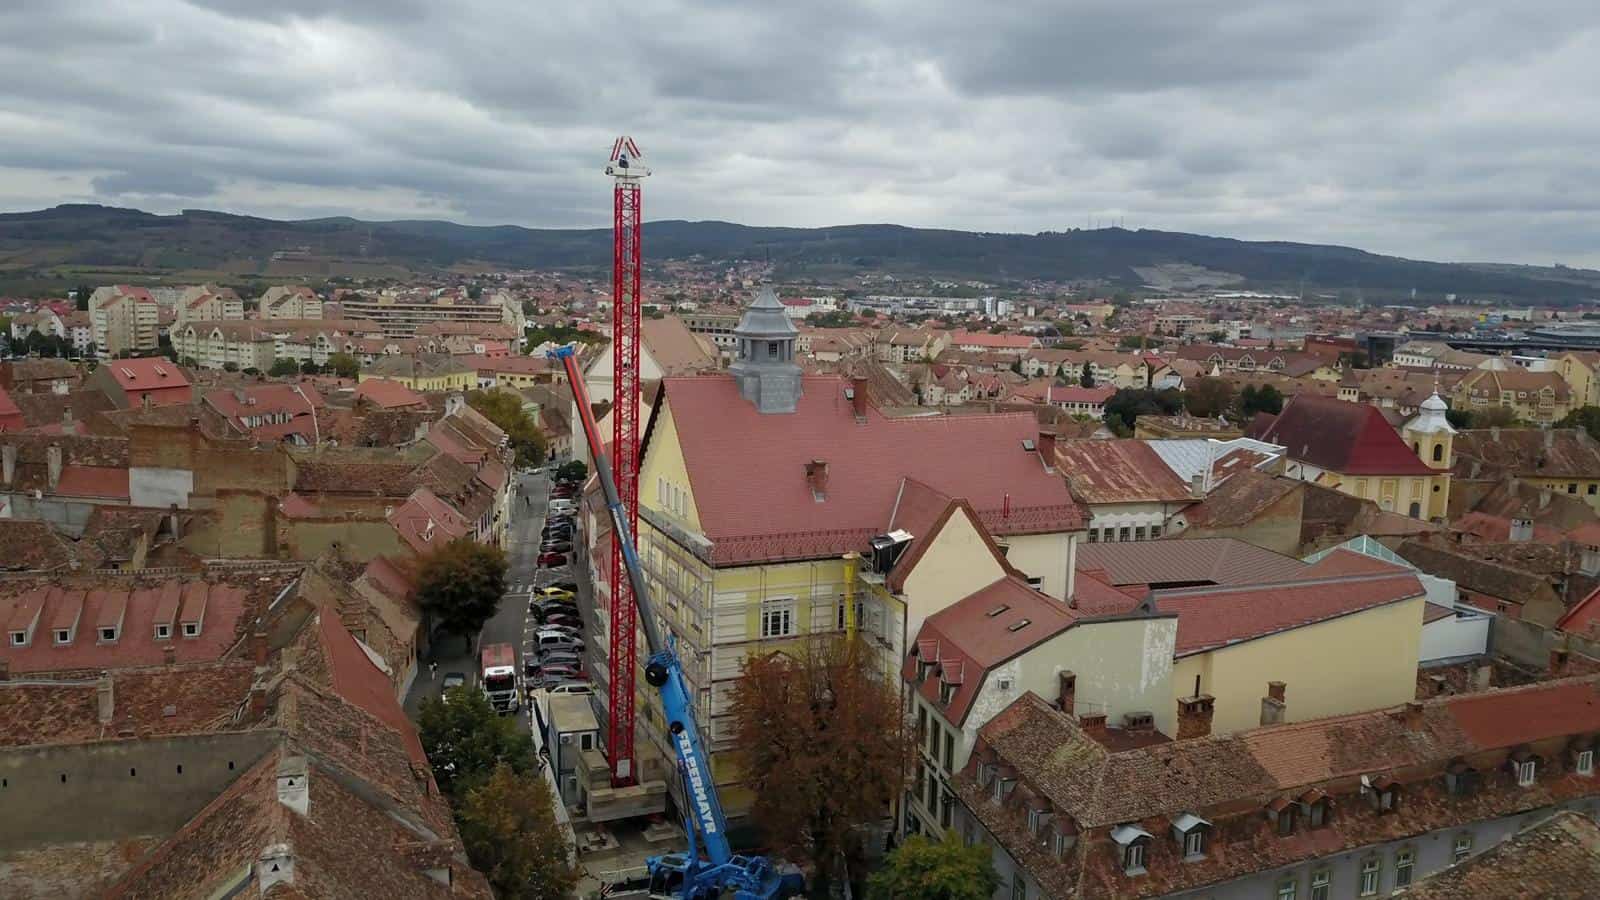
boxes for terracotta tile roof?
[641,316,719,373]
[1075,538,1308,588]
[387,487,473,555]
[1453,428,1600,480]
[1046,384,1117,405]
[1403,811,1600,899]
[1249,394,1436,475]
[104,358,192,393]
[654,374,1083,565]
[0,519,88,572]
[1179,469,1299,528]
[1154,571,1424,656]
[904,576,1085,726]
[353,377,428,409]
[363,353,473,380]
[0,581,248,675]
[0,660,258,748]
[1055,439,1193,505]
[1399,538,1558,607]
[53,464,131,499]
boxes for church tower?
[728,286,802,414]
[1403,387,1455,518]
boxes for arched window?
[1433,444,1444,462]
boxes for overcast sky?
[2,0,1597,265]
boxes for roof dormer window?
[8,630,25,647]
[155,623,172,641]
[1170,814,1211,861]
[54,628,72,645]
[939,681,956,705]
[1367,776,1400,813]
[1512,750,1539,787]
[99,626,118,643]
[1111,825,1152,876]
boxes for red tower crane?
[603,135,647,785]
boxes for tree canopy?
[325,351,359,379]
[416,539,507,644]
[268,357,300,377]
[1238,384,1285,418]
[1557,406,1600,441]
[466,388,548,467]
[1102,388,1182,436]
[867,836,1000,900]
[455,763,578,900]
[555,460,587,482]
[418,683,536,796]
[1182,377,1236,419]
[730,637,913,892]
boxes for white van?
[548,499,577,515]
[535,632,583,652]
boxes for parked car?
[536,586,575,602]
[537,626,582,641]
[530,598,578,614]
[537,552,568,567]
[534,612,583,629]
[541,543,573,555]
[538,665,588,683]
[535,632,583,652]
[547,580,579,592]
[440,672,467,700]
[548,682,593,697]
[537,652,583,669]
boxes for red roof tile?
[1249,394,1435,475]
[0,582,247,674]
[353,378,428,409]
[315,612,429,767]
[53,464,130,499]
[1154,572,1425,656]
[1055,439,1192,504]
[655,374,1083,565]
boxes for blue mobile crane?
[550,345,803,900]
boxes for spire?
[728,286,802,414]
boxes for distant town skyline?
[1,1,1597,267]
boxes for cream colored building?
[89,285,159,356]
[259,285,324,320]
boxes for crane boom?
[551,344,799,899]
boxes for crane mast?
[604,136,646,785]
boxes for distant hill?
[1,203,1596,301]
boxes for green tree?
[1445,407,1473,430]
[326,351,360,379]
[1079,366,1095,388]
[418,687,537,797]
[867,836,999,900]
[417,539,507,646]
[466,388,548,467]
[1102,388,1183,436]
[555,460,587,482]
[1557,406,1600,441]
[222,361,239,373]
[1467,405,1522,428]
[269,357,300,377]
[1238,384,1285,418]
[456,763,579,899]
[299,360,322,375]
[1183,377,1236,419]
[1054,320,1074,337]
[74,285,93,310]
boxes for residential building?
[202,384,326,445]
[1055,440,1196,542]
[0,580,248,675]
[1047,384,1116,418]
[1453,367,1574,423]
[88,285,159,356]
[955,674,1600,900]
[879,329,949,364]
[417,320,522,355]
[86,357,194,409]
[337,290,521,337]
[627,291,1085,817]
[680,309,742,355]
[1554,351,1600,408]
[945,330,1040,355]
[175,287,244,323]
[258,284,323,320]
[1399,812,1600,899]
[476,354,561,389]
[1249,393,1451,520]
[359,353,476,392]
[1174,344,1341,379]
[1452,428,1600,510]
[0,358,80,395]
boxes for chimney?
[1057,671,1077,715]
[850,376,869,420]
[1190,471,1206,499]
[141,392,152,411]
[250,683,270,719]
[163,643,177,665]
[46,444,63,490]
[252,628,270,667]
[168,505,182,541]
[1550,647,1571,676]
[97,672,115,725]
[1176,694,1215,740]
[2,444,15,485]
[1038,429,1057,468]
[1261,681,1287,726]
[805,459,829,498]
[62,406,73,429]
[1546,429,1556,450]
[1077,711,1108,739]
[1473,664,1494,691]
[1510,518,1534,542]
[1401,700,1425,731]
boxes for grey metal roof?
[733,286,799,340]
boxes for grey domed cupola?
[729,286,802,413]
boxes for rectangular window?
[943,732,954,772]
[183,622,199,638]
[759,599,795,638]
[1579,749,1594,776]
[1123,842,1146,874]
[1134,525,1147,541]
[1011,876,1026,900]
[940,791,954,829]
[1309,870,1330,900]
[99,626,117,642]
[1183,829,1205,859]
[927,722,940,758]
[1276,878,1297,900]
[1086,529,1098,543]
[1150,525,1162,538]
[1453,833,1473,862]
[1118,527,1131,542]
[1395,849,1414,888]
[1517,759,1537,786]
[926,772,938,811]
[1359,858,1379,896]
[9,631,25,646]
[916,706,927,745]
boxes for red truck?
[480,643,520,714]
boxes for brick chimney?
[1190,472,1206,499]
[1550,647,1571,676]
[46,443,62,490]
[1261,681,1287,726]
[1078,711,1108,739]
[1176,694,1215,740]
[1,444,14,486]
[805,459,829,498]
[163,644,177,665]
[250,683,270,719]
[252,628,270,667]
[1510,517,1534,542]
[1038,429,1057,469]
[1401,700,1425,731]
[850,376,869,420]
[62,406,73,430]
[1057,671,1077,716]
[97,672,115,725]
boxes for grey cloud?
[0,0,1595,265]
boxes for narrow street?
[404,467,550,736]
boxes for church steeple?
[728,286,802,413]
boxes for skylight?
[986,604,1011,618]
[1007,619,1032,632]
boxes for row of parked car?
[528,473,585,687]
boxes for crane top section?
[606,135,650,181]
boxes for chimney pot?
[163,644,176,665]
[1402,700,1425,730]
[1190,471,1206,498]
[1551,647,1571,676]
[1057,671,1077,715]
[1078,711,1108,738]
[1268,681,1287,702]
[252,629,270,666]
[1177,693,1216,739]
[850,376,869,420]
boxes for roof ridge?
[1152,570,1419,598]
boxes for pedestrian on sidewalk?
[429,661,438,680]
